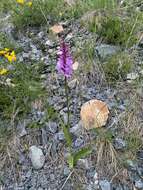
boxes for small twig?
[60,170,74,190]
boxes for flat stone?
[95,44,120,59]
[29,146,45,169]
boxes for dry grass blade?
[96,135,119,178]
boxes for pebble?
[113,137,126,150]
[55,131,65,141]
[70,121,82,136]
[127,72,139,80]
[126,160,137,171]
[63,166,70,176]
[77,159,89,169]
[137,150,143,160]
[135,179,143,189]
[99,180,111,190]
[74,137,84,148]
[29,146,45,169]
[46,121,58,134]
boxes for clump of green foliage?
[97,16,137,47]
[0,32,15,49]
[10,0,117,30]
[12,0,65,29]
[126,130,142,156]
[0,0,12,13]
[103,52,133,83]
[64,0,117,19]
[0,62,45,119]
[86,13,138,47]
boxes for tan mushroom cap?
[80,99,109,130]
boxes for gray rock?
[93,170,99,186]
[95,44,120,59]
[114,137,126,150]
[37,188,43,190]
[25,170,32,178]
[77,159,89,169]
[22,52,30,59]
[29,146,45,169]
[135,179,143,189]
[99,180,111,190]
[45,39,54,47]
[17,120,29,137]
[137,150,143,160]
[46,121,58,134]
[127,72,139,80]
[50,174,55,181]
[126,159,137,171]
[37,31,44,39]
[55,131,65,141]
[70,121,82,136]
[63,166,70,176]
[68,79,78,89]
[74,137,84,148]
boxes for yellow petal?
[4,51,16,62]
[16,0,25,4]
[0,68,8,75]
[0,50,6,56]
[27,1,32,7]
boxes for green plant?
[96,15,138,47]
[12,0,64,29]
[103,52,133,83]
[0,0,12,13]
[126,130,142,156]
[66,0,117,21]
[0,32,16,50]
[10,0,118,30]
[0,62,45,119]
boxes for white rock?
[139,70,143,75]
[127,72,139,80]
[29,146,45,169]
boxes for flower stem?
[65,77,70,128]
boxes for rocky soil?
[0,3,143,190]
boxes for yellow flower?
[16,0,25,4]
[0,50,5,56]
[4,51,17,62]
[27,1,32,7]
[0,68,8,75]
[0,48,16,62]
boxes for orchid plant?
[57,40,92,168]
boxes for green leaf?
[67,154,74,169]
[63,125,72,148]
[73,147,92,165]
